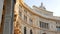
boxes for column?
[0,0,4,27]
[3,0,15,34]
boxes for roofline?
[19,0,60,21]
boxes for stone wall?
[0,0,4,26]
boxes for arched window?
[24,27,26,34]
[30,30,33,34]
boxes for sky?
[24,0,60,16]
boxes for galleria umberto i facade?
[0,0,60,34]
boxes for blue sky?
[24,0,60,16]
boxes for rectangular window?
[24,10,27,13]
[19,5,22,8]
[40,21,49,29]
[24,27,26,34]
[19,11,22,17]
[40,21,42,27]
[30,30,32,34]
[29,18,33,25]
[24,15,27,21]
[56,26,60,31]
[46,23,49,29]
[19,5,22,17]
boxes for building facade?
[0,0,60,34]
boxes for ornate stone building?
[0,0,60,34]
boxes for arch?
[30,29,33,34]
[24,27,26,34]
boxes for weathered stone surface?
[0,0,4,26]
[3,0,14,34]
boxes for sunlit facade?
[0,0,60,34]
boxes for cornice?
[19,0,60,21]
[33,5,53,14]
[18,16,60,33]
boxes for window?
[42,33,46,34]
[19,5,22,17]
[29,18,33,24]
[40,21,49,29]
[19,11,22,17]
[24,27,26,34]
[56,26,60,31]
[14,14,17,21]
[16,21,19,27]
[46,23,48,28]
[56,22,60,24]
[30,30,33,34]
[24,10,27,13]
[19,5,22,8]
[24,15,27,21]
